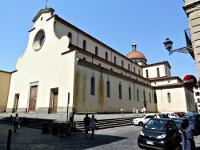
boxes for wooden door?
[13,94,19,112]
[52,92,58,113]
[29,86,38,112]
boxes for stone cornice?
[143,61,171,69]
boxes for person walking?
[8,115,13,127]
[187,121,196,150]
[13,113,19,133]
[90,114,97,139]
[181,119,191,150]
[83,114,90,137]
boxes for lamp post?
[163,38,193,55]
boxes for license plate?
[146,140,154,145]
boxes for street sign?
[183,74,197,88]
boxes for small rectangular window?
[149,93,151,103]
[146,70,149,78]
[105,52,108,60]
[167,93,171,103]
[119,84,122,99]
[129,87,131,100]
[157,68,160,77]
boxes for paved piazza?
[0,124,200,150]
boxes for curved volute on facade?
[127,42,147,66]
[16,8,70,70]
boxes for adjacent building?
[6,8,196,114]
[0,70,11,112]
[184,0,200,78]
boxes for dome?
[127,51,147,61]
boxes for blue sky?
[0,0,197,79]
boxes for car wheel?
[139,122,143,126]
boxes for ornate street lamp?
[163,30,194,59]
[163,38,192,55]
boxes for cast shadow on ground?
[11,132,127,150]
[58,133,127,150]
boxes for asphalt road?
[1,124,200,150]
[0,124,142,150]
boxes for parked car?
[132,114,155,126]
[159,112,179,118]
[171,117,185,133]
[138,118,181,150]
[183,112,200,135]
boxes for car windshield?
[184,115,195,122]
[144,119,167,131]
[173,119,183,129]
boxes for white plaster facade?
[6,8,196,114]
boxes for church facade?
[6,8,196,114]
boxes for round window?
[33,30,46,51]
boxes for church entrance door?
[50,88,58,113]
[28,85,38,112]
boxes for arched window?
[137,89,139,101]
[121,60,124,67]
[95,46,98,56]
[129,86,131,100]
[167,92,171,103]
[154,92,157,103]
[143,90,146,107]
[119,83,122,99]
[105,52,108,60]
[114,56,117,64]
[128,64,130,71]
[83,40,87,50]
[90,76,95,95]
[68,32,72,43]
[107,80,110,98]
[157,67,160,77]
[149,93,151,103]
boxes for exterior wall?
[143,64,170,78]
[185,87,196,111]
[0,71,11,112]
[151,79,181,86]
[54,19,143,77]
[155,87,195,112]
[73,54,157,113]
[7,12,75,113]
[184,0,200,77]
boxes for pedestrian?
[90,114,97,139]
[8,115,13,127]
[143,107,146,114]
[83,114,90,137]
[181,119,191,150]
[136,108,139,117]
[120,108,123,114]
[187,121,196,150]
[69,111,75,134]
[13,113,19,133]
